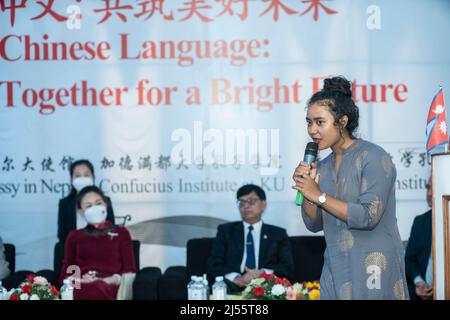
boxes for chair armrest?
[132,267,162,300]
[158,266,188,300]
[138,266,162,278]
[164,266,187,277]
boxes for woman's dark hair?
[76,185,106,209]
[307,76,359,139]
[68,159,95,197]
[70,159,95,178]
[236,184,266,201]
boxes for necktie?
[245,225,256,269]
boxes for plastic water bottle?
[0,280,7,300]
[187,276,196,300]
[60,279,74,300]
[212,276,228,300]
[202,274,209,300]
[187,276,204,300]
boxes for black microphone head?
[305,142,318,156]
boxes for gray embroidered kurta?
[301,139,409,300]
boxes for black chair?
[4,243,15,274]
[131,240,161,300]
[158,266,188,300]
[53,240,161,300]
[158,238,214,300]
[289,236,326,283]
[187,238,214,282]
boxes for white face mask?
[84,205,107,225]
[72,176,94,192]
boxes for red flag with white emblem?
[426,87,448,154]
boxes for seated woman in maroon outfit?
[59,186,136,300]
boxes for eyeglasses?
[237,198,260,207]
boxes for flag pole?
[442,84,450,153]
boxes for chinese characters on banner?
[0,0,338,26]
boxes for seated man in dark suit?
[405,176,433,300]
[207,184,294,293]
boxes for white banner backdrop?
[1,0,449,273]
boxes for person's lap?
[74,281,118,300]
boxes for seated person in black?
[208,184,294,293]
[58,159,115,243]
[405,176,433,300]
[0,236,11,281]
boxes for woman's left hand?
[292,170,322,204]
[81,273,97,283]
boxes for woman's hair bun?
[323,76,352,97]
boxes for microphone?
[295,142,319,206]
